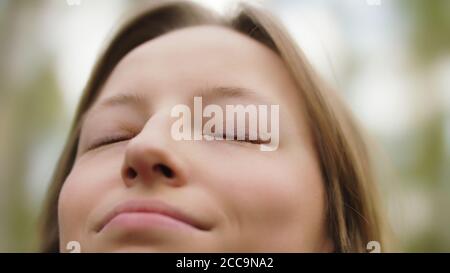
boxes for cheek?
[58,167,91,247]
[233,158,324,221]
[203,151,327,249]
[58,155,122,247]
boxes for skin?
[58,25,333,252]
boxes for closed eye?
[206,133,270,145]
[231,135,271,145]
[86,134,134,151]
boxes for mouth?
[96,199,211,233]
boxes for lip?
[96,199,210,233]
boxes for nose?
[120,120,188,188]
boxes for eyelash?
[86,134,134,151]
[215,133,270,145]
[85,132,268,152]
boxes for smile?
[97,199,210,233]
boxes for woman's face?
[58,26,332,252]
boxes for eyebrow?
[79,92,147,127]
[96,85,268,109]
[96,92,147,109]
[81,85,270,124]
[198,85,271,104]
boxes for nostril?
[153,163,175,179]
[126,167,137,179]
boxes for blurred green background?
[0,0,449,252]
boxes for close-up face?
[57,25,332,252]
[4,0,450,256]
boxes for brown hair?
[40,0,389,252]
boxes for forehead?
[117,25,283,75]
[95,25,298,104]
